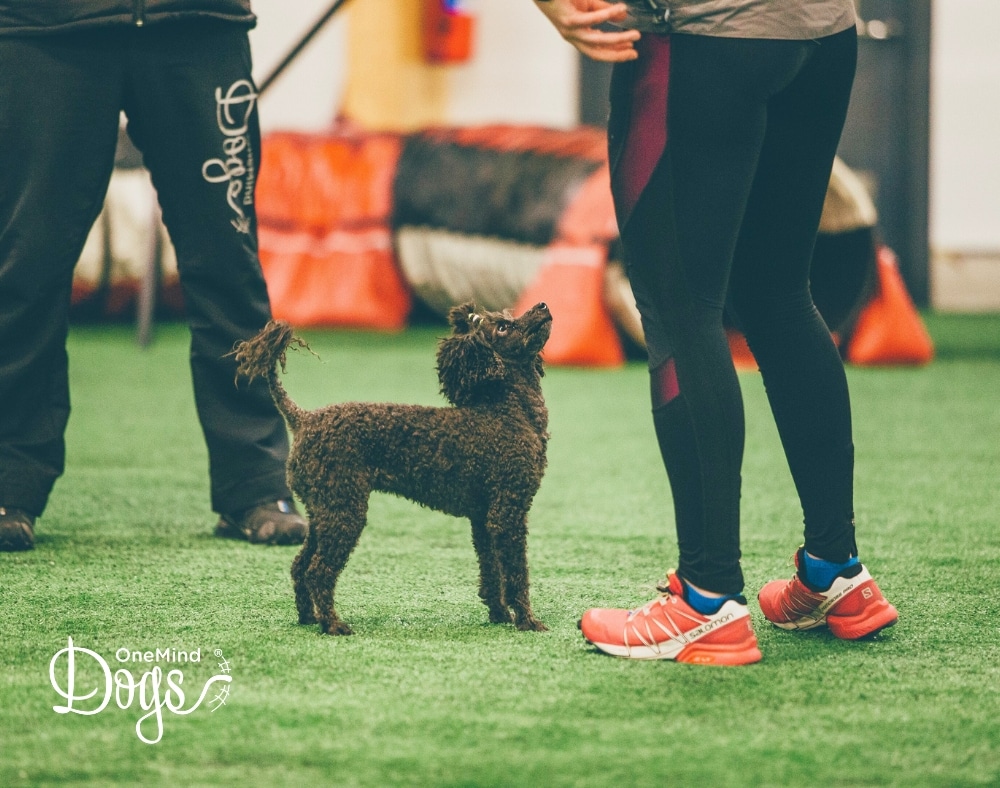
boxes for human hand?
[533,0,641,62]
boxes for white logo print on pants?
[201,79,259,234]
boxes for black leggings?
[610,29,859,593]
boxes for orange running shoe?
[579,573,762,665]
[758,549,898,640]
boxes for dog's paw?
[516,617,548,632]
[321,620,354,636]
[488,608,514,625]
[298,612,317,625]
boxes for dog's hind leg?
[470,515,512,624]
[291,515,319,625]
[306,496,369,636]
[490,508,547,632]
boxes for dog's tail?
[232,320,309,432]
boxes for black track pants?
[610,29,859,593]
[0,22,291,517]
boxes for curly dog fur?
[233,302,552,635]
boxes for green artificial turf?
[2,313,999,786]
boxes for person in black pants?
[0,1,306,550]
[535,0,897,663]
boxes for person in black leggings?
[535,0,897,664]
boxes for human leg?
[0,32,124,540]
[717,27,896,635]
[120,22,298,532]
[617,34,824,595]
[728,27,860,564]
[581,35,829,663]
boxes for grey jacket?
[666,0,855,39]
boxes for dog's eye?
[496,321,511,335]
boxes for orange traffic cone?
[513,242,625,367]
[845,245,934,365]
[727,329,758,371]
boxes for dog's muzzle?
[522,302,552,344]
[524,302,550,323]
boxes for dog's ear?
[437,333,506,406]
[448,302,481,336]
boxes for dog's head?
[437,302,552,406]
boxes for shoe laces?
[624,572,708,650]
[776,575,826,620]
[654,572,675,596]
[628,572,679,618]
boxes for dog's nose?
[536,302,548,311]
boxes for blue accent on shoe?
[682,580,740,615]
[802,551,860,591]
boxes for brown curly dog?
[233,302,552,635]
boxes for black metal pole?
[258,0,355,96]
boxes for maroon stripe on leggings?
[614,34,670,225]
[652,356,680,408]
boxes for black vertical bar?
[903,0,932,306]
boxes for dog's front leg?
[489,509,547,632]
[470,515,512,624]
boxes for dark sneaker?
[214,499,307,545]
[0,507,36,551]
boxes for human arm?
[533,0,640,62]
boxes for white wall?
[929,0,1000,308]
[249,0,576,133]
[930,0,1000,252]
[443,1,578,128]
[250,0,348,133]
